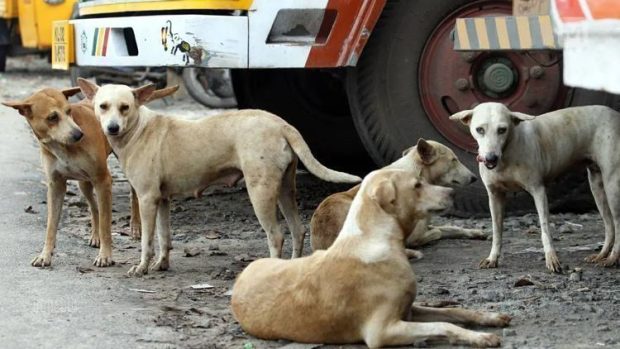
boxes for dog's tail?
[282,124,362,183]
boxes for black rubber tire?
[231,69,374,174]
[0,45,7,72]
[182,68,237,109]
[346,0,619,216]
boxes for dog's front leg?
[93,175,114,267]
[129,186,141,240]
[32,179,66,267]
[127,195,158,277]
[530,185,562,273]
[151,199,171,271]
[481,189,505,269]
[78,181,100,248]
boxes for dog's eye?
[119,104,129,113]
[99,103,109,111]
[47,113,59,122]
[497,127,507,134]
[476,127,485,135]
[414,182,422,189]
[65,107,71,115]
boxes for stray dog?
[310,138,483,258]
[77,79,361,277]
[2,85,178,267]
[451,102,620,272]
[232,169,510,348]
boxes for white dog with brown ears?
[451,102,620,272]
[232,169,511,348]
[77,79,361,276]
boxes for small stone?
[435,287,450,295]
[183,247,201,257]
[569,268,582,282]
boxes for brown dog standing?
[311,139,483,258]
[232,169,510,348]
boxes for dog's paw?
[88,236,100,248]
[585,253,606,263]
[127,264,149,277]
[469,229,488,240]
[484,313,512,327]
[479,258,498,269]
[130,224,141,241]
[151,258,169,271]
[93,254,115,267]
[597,253,619,267]
[405,249,424,260]
[545,251,562,273]
[475,333,501,348]
[31,253,52,267]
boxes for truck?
[52,0,620,216]
[0,0,77,71]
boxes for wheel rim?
[419,0,569,153]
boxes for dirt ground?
[1,57,619,349]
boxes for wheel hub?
[478,58,517,98]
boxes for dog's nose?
[71,129,83,142]
[485,154,498,164]
[107,123,120,135]
[470,175,478,184]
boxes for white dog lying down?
[77,79,361,276]
[232,169,511,348]
[451,102,620,272]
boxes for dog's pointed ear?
[449,109,473,125]
[77,78,100,100]
[61,87,82,99]
[416,138,437,164]
[146,85,179,103]
[370,178,397,212]
[2,101,34,118]
[133,83,157,105]
[510,111,535,125]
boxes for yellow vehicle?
[0,0,76,71]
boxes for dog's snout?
[71,129,83,142]
[470,175,478,184]
[107,123,120,135]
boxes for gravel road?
[0,57,618,349]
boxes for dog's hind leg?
[278,160,305,258]
[585,166,615,263]
[93,174,114,267]
[246,173,284,258]
[365,320,501,348]
[410,305,511,328]
[598,171,620,267]
[130,186,141,240]
[78,181,100,248]
[32,178,66,267]
[152,199,171,271]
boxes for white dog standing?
[77,79,361,276]
[451,102,620,272]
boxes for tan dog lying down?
[2,86,177,267]
[311,139,484,258]
[232,169,510,348]
[77,79,361,277]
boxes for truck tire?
[182,68,237,109]
[232,69,374,173]
[0,45,6,72]
[346,0,618,216]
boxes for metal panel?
[71,14,248,68]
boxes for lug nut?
[529,66,544,79]
[455,78,469,91]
